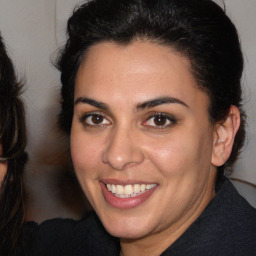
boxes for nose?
[102,127,144,170]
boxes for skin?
[71,40,239,256]
[0,144,7,183]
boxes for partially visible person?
[0,33,27,255]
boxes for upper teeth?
[106,183,157,198]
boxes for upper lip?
[100,179,158,185]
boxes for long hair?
[0,34,27,255]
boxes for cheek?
[146,137,195,174]
[146,130,213,180]
[70,130,103,205]
[70,129,102,178]
[149,143,183,175]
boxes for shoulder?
[164,178,256,256]
[22,212,119,256]
[216,178,256,252]
[212,178,256,232]
[22,212,93,255]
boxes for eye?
[143,113,176,128]
[80,113,111,127]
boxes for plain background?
[0,0,255,222]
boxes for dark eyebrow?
[74,97,109,111]
[136,96,189,110]
[74,96,188,112]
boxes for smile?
[100,181,158,209]
[106,183,157,198]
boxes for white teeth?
[124,185,133,195]
[105,183,157,198]
[116,185,124,195]
[134,184,140,193]
[111,184,116,193]
[146,184,155,189]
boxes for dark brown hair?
[57,0,245,175]
[0,34,27,255]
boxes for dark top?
[22,213,119,256]
[20,177,256,256]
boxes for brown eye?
[143,113,176,128]
[153,116,168,126]
[81,113,111,126]
[91,114,104,124]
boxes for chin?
[106,225,148,240]
[100,214,153,240]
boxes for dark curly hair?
[0,34,27,255]
[56,0,245,176]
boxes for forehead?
[75,40,209,110]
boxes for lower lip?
[100,183,158,209]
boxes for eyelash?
[143,112,177,129]
[79,112,111,127]
[79,112,177,129]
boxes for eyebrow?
[74,96,189,111]
[74,97,109,111]
[136,96,189,110]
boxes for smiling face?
[71,40,218,243]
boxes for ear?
[211,105,241,167]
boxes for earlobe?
[211,105,241,167]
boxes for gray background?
[0,0,255,222]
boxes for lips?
[106,183,157,198]
[100,181,158,209]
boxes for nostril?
[123,162,138,168]
[101,128,145,170]
[102,145,144,170]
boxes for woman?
[55,0,256,255]
[0,34,27,255]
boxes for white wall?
[223,0,256,207]
[0,0,255,221]
[0,0,88,221]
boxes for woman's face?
[71,41,218,240]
